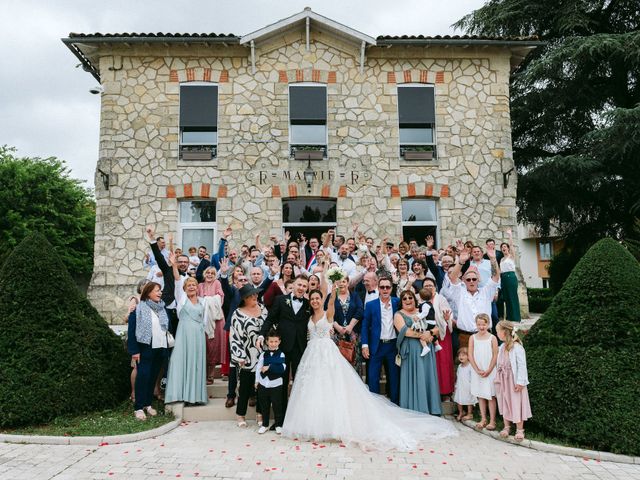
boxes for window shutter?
[180,85,218,127]
[290,86,327,123]
[398,86,435,124]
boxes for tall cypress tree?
[455,0,640,251]
[0,233,129,428]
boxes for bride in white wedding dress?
[282,286,457,451]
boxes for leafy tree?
[455,0,640,252]
[0,146,95,275]
[524,238,640,454]
[0,233,130,428]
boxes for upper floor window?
[289,84,327,160]
[179,83,218,161]
[398,84,436,161]
[539,241,553,261]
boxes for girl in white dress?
[468,313,498,430]
[282,285,457,451]
[453,347,477,421]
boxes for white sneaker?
[275,426,283,435]
[420,345,431,357]
[257,426,268,434]
[435,344,443,352]
[134,409,146,421]
[144,406,157,417]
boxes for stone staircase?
[168,373,456,421]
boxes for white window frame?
[401,198,440,246]
[397,83,437,158]
[179,82,219,148]
[539,241,553,261]
[178,200,217,254]
[288,82,328,147]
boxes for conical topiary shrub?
[0,233,130,428]
[525,238,640,455]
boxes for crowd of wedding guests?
[126,223,531,441]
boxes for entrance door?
[282,198,337,244]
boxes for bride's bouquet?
[326,267,346,283]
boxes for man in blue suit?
[361,276,400,404]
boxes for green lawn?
[1,400,174,437]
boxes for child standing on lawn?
[494,320,532,441]
[468,313,498,431]
[453,347,477,421]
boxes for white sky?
[0,0,485,188]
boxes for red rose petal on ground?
[442,461,447,465]
[245,443,251,447]
[271,467,278,471]
[409,452,414,455]
[158,471,164,474]
[123,451,128,454]
[271,439,276,442]
[339,444,346,448]
[583,457,589,461]
[209,449,213,452]
[136,449,142,452]
[316,464,322,467]
[160,444,165,447]
[221,450,227,453]
[108,473,113,477]
[176,475,181,478]
[412,464,417,469]
[194,474,199,477]
[419,448,424,451]
[256,461,261,465]
[429,450,435,453]
[423,473,429,476]
[279,451,285,454]
[237,457,242,461]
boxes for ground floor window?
[282,198,336,241]
[178,200,217,253]
[401,199,438,247]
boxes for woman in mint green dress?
[394,290,441,415]
[165,263,208,405]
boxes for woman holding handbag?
[327,275,364,371]
[132,281,170,420]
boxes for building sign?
[255,169,362,185]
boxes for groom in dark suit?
[257,275,310,412]
[361,276,401,404]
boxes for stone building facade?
[64,9,540,322]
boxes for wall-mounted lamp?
[503,167,514,189]
[97,168,110,190]
[303,158,314,193]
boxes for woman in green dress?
[498,229,521,322]
[165,254,208,405]
[394,290,442,415]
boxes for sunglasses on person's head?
[464,277,478,282]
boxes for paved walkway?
[1,420,638,480]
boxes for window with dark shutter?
[289,84,327,159]
[179,84,218,161]
[397,85,436,160]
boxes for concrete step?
[179,398,456,422]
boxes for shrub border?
[461,419,640,464]
[0,417,182,446]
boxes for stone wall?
[88,34,527,322]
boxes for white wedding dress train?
[282,315,457,451]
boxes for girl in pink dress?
[197,266,225,384]
[495,320,532,441]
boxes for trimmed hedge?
[525,238,640,455]
[527,288,554,313]
[0,233,130,428]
